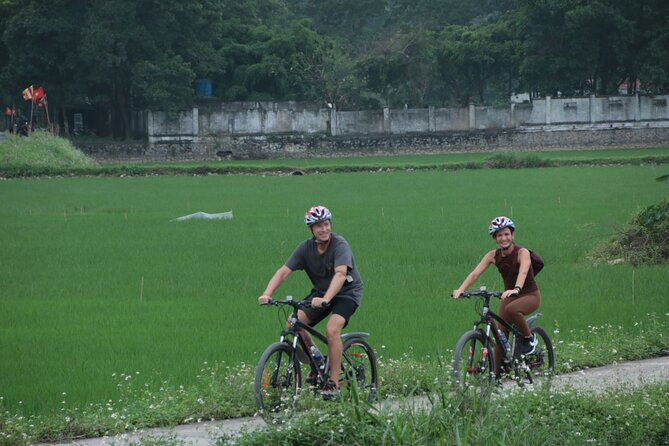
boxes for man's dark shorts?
[303,291,358,328]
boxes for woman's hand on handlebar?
[501,289,520,300]
[452,289,464,299]
[258,295,272,305]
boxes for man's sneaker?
[520,334,538,356]
[321,379,340,401]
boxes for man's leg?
[325,314,346,385]
[295,309,315,343]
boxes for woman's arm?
[452,250,495,298]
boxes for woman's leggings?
[494,290,541,374]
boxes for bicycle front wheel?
[254,342,301,424]
[452,329,495,389]
[341,337,378,402]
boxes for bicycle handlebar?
[260,298,330,309]
[456,289,503,299]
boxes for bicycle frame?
[476,307,519,362]
[453,288,553,390]
[464,289,543,369]
[273,299,370,387]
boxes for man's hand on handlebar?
[452,289,464,299]
[310,297,329,308]
[258,295,272,305]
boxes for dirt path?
[44,356,669,446]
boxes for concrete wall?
[144,94,669,143]
[193,101,328,136]
[337,110,385,135]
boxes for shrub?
[591,200,669,265]
[0,131,92,172]
[484,153,554,169]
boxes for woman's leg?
[499,291,541,337]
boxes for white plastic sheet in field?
[172,211,233,222]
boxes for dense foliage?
[1,0,668,138]
[592,200,669,266]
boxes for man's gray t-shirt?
[285,233,363,305]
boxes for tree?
[359,28,440,108]
[635,0,669,92]
[1,0,87,132]
[78,0,226,138]
[293,38,374,109]
[131,56,195,114]
[436,22,518,105]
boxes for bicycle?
[254,297,378,423]
[452,287,554,390]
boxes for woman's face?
[494,227,514,249]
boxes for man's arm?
[312,265,347,308]
[258,265,293,304]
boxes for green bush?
[484,153,554,169]
[0,131,92,172]
[591,200,669,265]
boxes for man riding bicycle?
[258,205,363,400]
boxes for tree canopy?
[1,0,667,137]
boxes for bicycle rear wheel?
[526,326,555,378]
[254,342,301,424]
[341,337,378,402]
[452,329,495,390]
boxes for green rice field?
[1,161,668,417]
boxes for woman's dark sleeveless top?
[495,245,539,294]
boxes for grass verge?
[1,313,667,445]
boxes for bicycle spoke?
[255,343,301,424]
[341,339,377,402]
[453,330,495,392]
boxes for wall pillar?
[329,104,338,136]
[192,107,199,136]
[589,94,596,124]
[545,96,552,125]
[634,93,640,122]
[383,107,390,133]
[468,103,475,129]
[147,110,154,137]
[428,106,435,132]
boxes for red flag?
[22,85,34,101]
[32,86,45,102]
[37,94,48,109]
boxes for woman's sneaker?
[321,379,340,401]
[520,334,538,356]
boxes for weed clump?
[484,153,554,168]
[591,200,669,266]
[0,131,92,175]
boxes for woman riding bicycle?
[452,216,541,372]
[258,205,363,400]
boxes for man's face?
[310,220,331,243]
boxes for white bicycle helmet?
[304,205,332,226]
[488,216,515,236]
